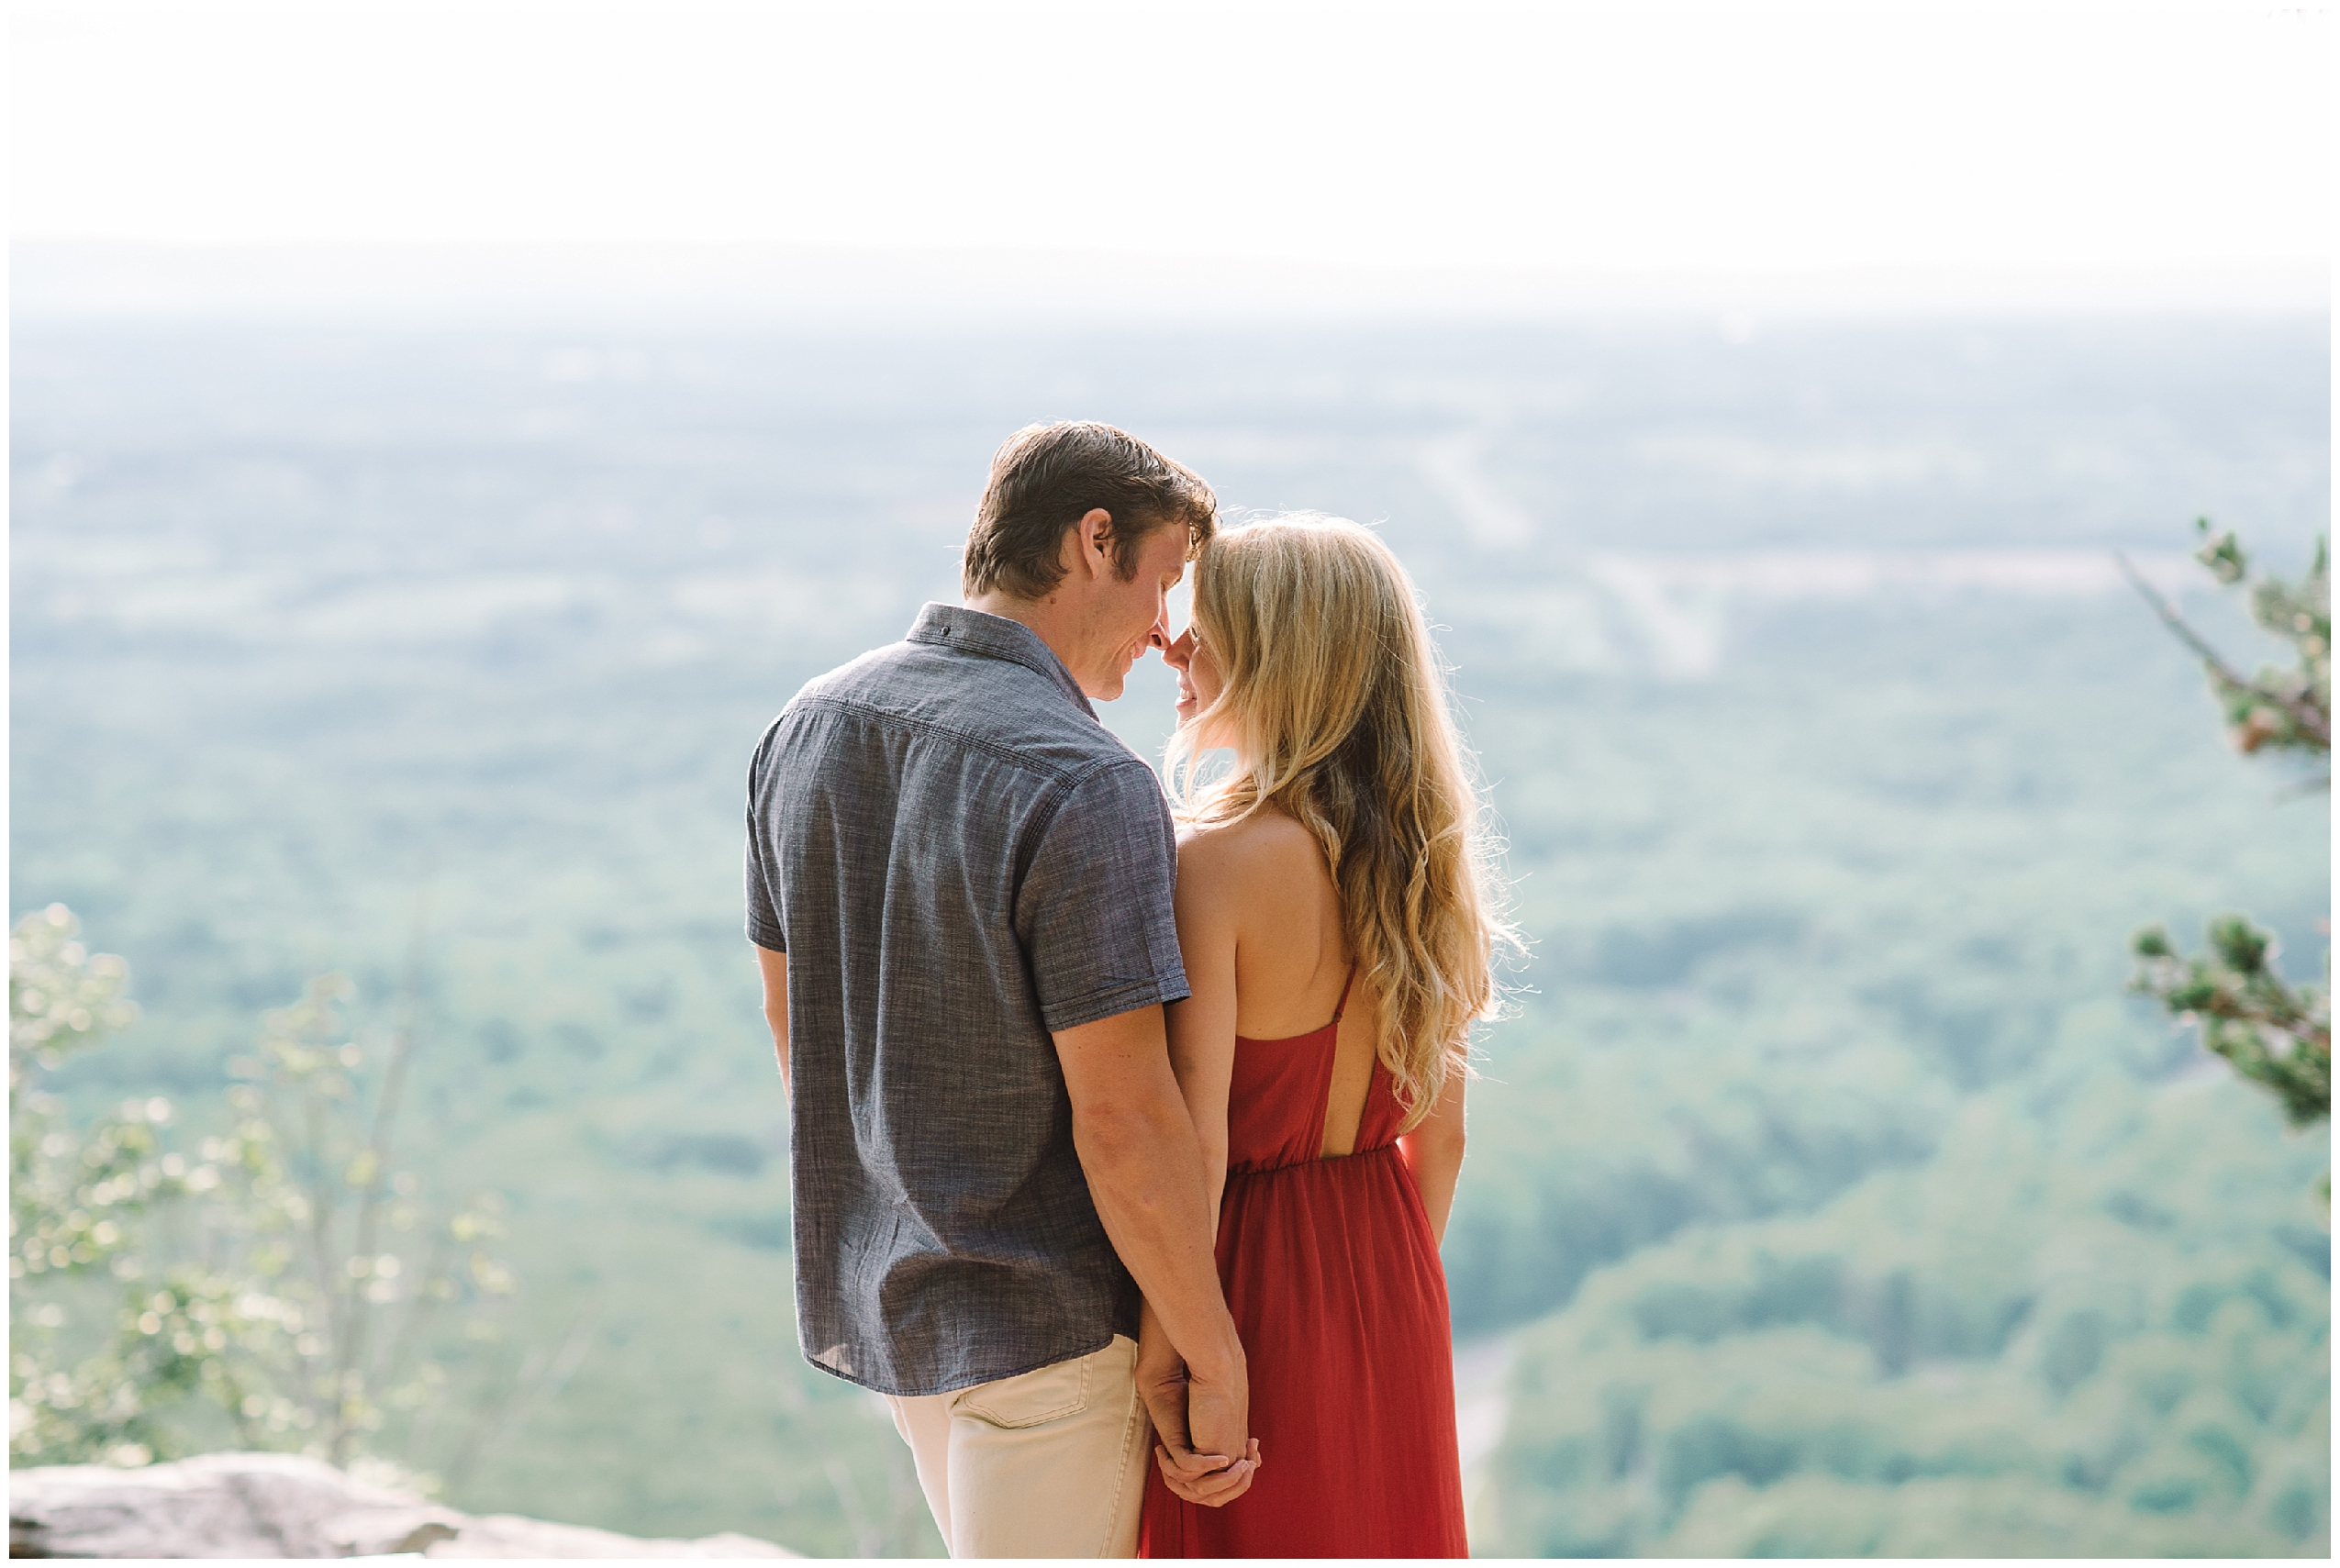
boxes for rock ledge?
[8,1451,796,1558]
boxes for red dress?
[1139,971,1469,1558]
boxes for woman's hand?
[1138,1301,1260,1507]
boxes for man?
[745,422,1254,1557]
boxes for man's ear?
[1065,507,1115,583]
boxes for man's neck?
[964,592,1091,693]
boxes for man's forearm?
[1075,1098,1242,1375]
[1056,1002,1249,1473]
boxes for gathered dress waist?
[1226,1140,1403,1181]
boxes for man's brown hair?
[962,422,1219,600]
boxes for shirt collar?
[907,603,1098,722]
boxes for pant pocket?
[952,1348,1094,1429]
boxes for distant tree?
[9,906,525,1484]
[2121,524,2330,1138]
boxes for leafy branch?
[2132,917,2329,1129]
[2117,519,2331,786]
[2121,523,2330,1144]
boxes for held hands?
[1136,1322,1260,1507]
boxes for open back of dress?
[1138,972,1469,1558]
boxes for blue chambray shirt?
[744,604,1190,1396]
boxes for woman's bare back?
[1179,808,1380,1158]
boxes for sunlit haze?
[9,2,2329,310]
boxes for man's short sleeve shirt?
[743,604,1189,1396]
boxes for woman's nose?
[1161,628,1194,670]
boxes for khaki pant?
[884,1334,1149,1558]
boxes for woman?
[1137,514,1514,1558]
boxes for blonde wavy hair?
[1165,514,1516,1129]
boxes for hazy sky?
[10,2,2330,301]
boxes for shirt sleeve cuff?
[1038,977,1192,1037]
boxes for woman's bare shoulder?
[1176,809,1326,899]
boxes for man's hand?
[1175,1353,1260,1504]
[1138,1306,1258,1507]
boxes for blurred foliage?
[2124,528,2330,1137]
[1478,1062,2329,1557]
[1463,535,2330,1558]
[9,906,522,1486]
[2170,522,2331,780]
[2132,919,2328,1132]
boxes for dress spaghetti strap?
[1331,963,1358,1025]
